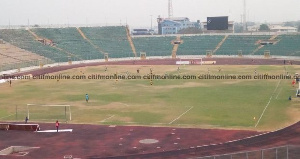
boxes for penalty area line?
[99,115,115,123]
[169,106,194,124]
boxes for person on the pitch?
[86,93,89,103]
[292,80,296,87]
[25,116,28,124]
[56,120,59,132]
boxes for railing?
[194,145,300,159]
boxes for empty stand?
[213,35,228,54]
[0,41,51,71]
[0,29,68,62]
[133,36,175,57]
[216,35,272,55]
[1,27,300,72]
[32,28,102,60]
[177,35,223,55]
[257,35,300,56]
[80,26,133,58]
[251,34,279,55]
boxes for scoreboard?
[207,16,228,30]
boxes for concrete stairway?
[171,36,181,59]
[125,26,137,57]
[213,35,228,54]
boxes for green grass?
[0,65,299,131]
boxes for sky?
[0,0,299,28]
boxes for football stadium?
[1,0,300,158]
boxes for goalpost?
[26,104,71,122]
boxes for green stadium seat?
[80,26,133,58]
[133,36,175,57]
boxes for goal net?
[16,104,72,122]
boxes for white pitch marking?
[100,115,115,122]
[37,129,73,133]
[120,103,129,106]
[169,106,194,124]
[273,80,281,94]
[255,80,281,128]
[255,96,272,128]
[276,88,282,100]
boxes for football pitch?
[0,65,299,131]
